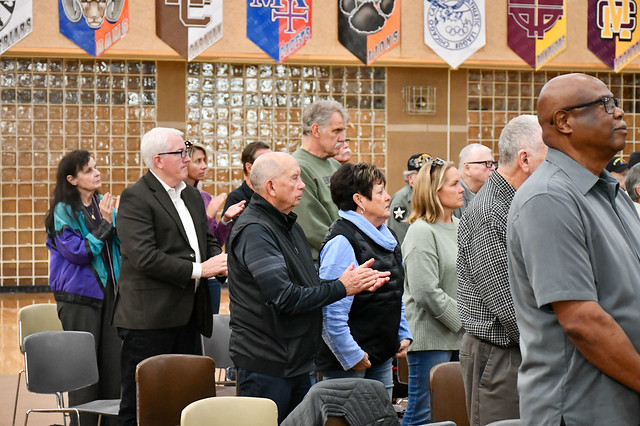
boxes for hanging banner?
[588,0,640,72]
[59,0,129,58]
[424,0,485,70]
[0,0,32,55]
[338,0,400,65]
[156,0,223,61]
[247,0,312,63]
[507,0,566,70]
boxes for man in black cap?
[388,153,430,244]
[605,156,628,189]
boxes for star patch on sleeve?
[393,206,406,221]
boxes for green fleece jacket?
[292,147,340,261]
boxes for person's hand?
[206,193,227,219]
[201,253,227,278]
[99,193,116,223]
[395,339,411,358]
[352,352,371,371]
[222,200,246,223]
[338,258,390,296]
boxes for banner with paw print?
[338,0,400,65]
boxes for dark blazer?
[113,171,221,330]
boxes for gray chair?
[202,313,236,388]
[486,420,521,426]
[22,330,120,426]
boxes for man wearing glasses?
[453,143,496,218]
[113,127,227,425]
[456,115,547,425]
[508,74,640,424]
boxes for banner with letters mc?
[588,0,640,72]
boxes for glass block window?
[1,57,157,287]
[185,63,387,195]
[467,70,639,157]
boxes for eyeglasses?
[158,140,193,159]
[562,96,620,114]
[466,160,497,168]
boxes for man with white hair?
[227,152,389,423]
[453,143,496,218]
[113,127,227,425]
[625,164,640,215]
[292,100,349,263]
[456,115,547,425]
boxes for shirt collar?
[150,170,187,200]
[545,148,618,195]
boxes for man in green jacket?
[292,100,349,263]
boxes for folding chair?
[22,330,120,426]
[430,361,469,426]
[136,354,216,426]
[181,396,278,426]
[12,304,63,426]
[201,313,236,389]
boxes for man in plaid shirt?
[456,115,547,426]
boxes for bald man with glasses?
[454,143,496,218]
[507,74,640,425]
[113,127,227,425]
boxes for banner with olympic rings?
[507,0,566,70]
[424,0,485,70]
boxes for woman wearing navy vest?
[400,158,465,425]
[316,162,412,399]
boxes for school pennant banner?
[156,0,223,61]
[588,0,640,72]
[424,0,485,70]
[247,0,312,63]
[59,0,129,57]
[507,0,566,70]
[0,0,32,55]
[338,0,401,65]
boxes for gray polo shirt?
[507,148,640,425]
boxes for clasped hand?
[339,258,390,296]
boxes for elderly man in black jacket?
[227,152,388,423]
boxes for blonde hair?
[408,161,455,224]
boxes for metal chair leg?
[12,369,24,426]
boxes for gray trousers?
[459,333,521,426]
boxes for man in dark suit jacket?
[113,127,227,426]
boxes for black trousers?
[116,314,200,426]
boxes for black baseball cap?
[407,153,431,171]
[628,152,640,169]
[606,156,628,173]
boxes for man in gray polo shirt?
[508,73,640,425]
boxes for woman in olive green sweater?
[401,157,465,426]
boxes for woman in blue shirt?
[316,162,412,398]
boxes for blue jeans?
[237,368,311,424]
[208,278,221,314]
[402,350,456,426]
[322,358,394,399]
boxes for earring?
[360,206,365,214]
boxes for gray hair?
[626,164,640,202]
[458,143,492,168]
[301,100,349,135]
[140,127,184,169]
[498,115,542,166]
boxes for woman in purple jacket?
[186,142,245,312]
[44,150,120,426]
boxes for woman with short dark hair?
[316,162,412,399]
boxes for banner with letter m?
[589,0,640,71]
